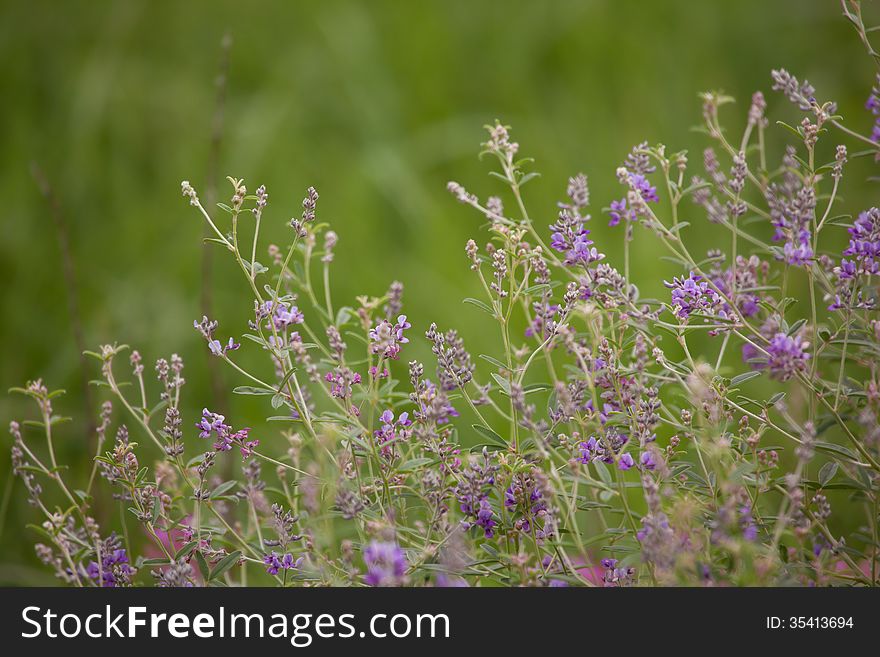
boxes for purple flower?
[843,207,880,273]
[197,409,259,459]
[363,541,407,587]
[505,473,551,538]
[766,332,809,381]
[373,410,412,461]
[369,315,411,359]
[665,272,725,322]
[86,546,132,588]
[325,367,362,400]
[618,453,634,470]
[549,210,605,267]
[194,316,240,357]
[640,451,657,471]
[576,436,598,464]
[263,551,302,576]
[607,198,631,227]
[455,449,499,538]
[739,505,758,541]
[272,302,305,329]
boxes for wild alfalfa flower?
[600,558,636,587]
[86,538,134,588]
[325,367,362,400]
[290,186,319,236]
[504,471,552,537]
[426,323,475,391]
[373,410,412,461]
[607,166,659,226]
[709,254,768,317]
[558,172,590,221]
[363,541,408,587]
[193,315,240,356]
[550,209,604,266]
[384,280,404,321]
[369,315,411,359]
[842,207,880,275]
[263,552,303,576]
[335,487,366,520]
[455,449,499,538]
[765,332,810,381]
[636,476,677,571]
[411,378,459,426]
[771,68,817,111]
[664,272,725,322]
[196,409,259,458]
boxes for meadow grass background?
[0,0,875,583]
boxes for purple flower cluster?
[263,552,303,576]
[325,366,361,400]
[767,185,815,267]
[549,209,604,267]
[665,272,725,322]
[369,315,411,360]
[607,173,659,226]
[504,473,551,537]
[576,435,634,471]
[867,74,880,144]
[829,207,880,311]
[363,541,407,587]
[455,449,499,538]
[710,255,767,318]
[373,410,412,461]
[196,409,259,458]
[842,207,880,276]
[412,379,459,426]
[86,547,132,588]
[765,332,810,381]
[193,315,240,357]
[600,558,635,587]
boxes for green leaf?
[819,462,839,487]
[212,480,239,498]
[232,386,274,395]
[194,551,210,580]
[141,558,172,566]
[463,298,495,316]
[175,541,199,560]
[209,551,242,581]
[471,424,507,448]
[397,458,436,472]
[730,371,762,386]
[479,354,509,371]
[491,373,511,394]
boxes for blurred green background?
[1,0,875,583]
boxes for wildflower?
[363,541,408,587]
[618,453,635,470]
[196,409,259,458]
[504,472,551,537]
[550,210,604,266]
[766,332,809,381]
[600,558,636,587]
[373,410,412,461]
[369,315,411,359]
[325,367,362,400]
[85,542,134,588]
[455,449,499,538]
[263,551,303,576]
[771,68,816,111]
[665,272,725,322]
